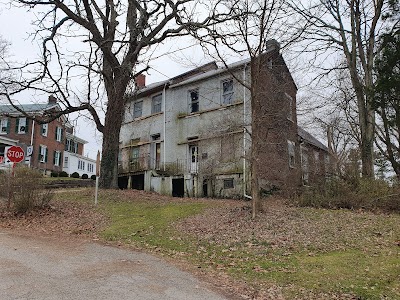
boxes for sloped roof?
[298,127,329,152]
[0,103,59,114]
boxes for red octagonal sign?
[6,146,25,163]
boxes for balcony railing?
[118,156,186,176]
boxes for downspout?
[243,63,252,200]
[29,120,35,168]
[163,82,168,171]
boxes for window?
[221,135,235,162]
[133,100,143,118]
[65,139,78,153]
[224,178,234,189]
[285,93,293,121]
[64,156,69,168]
[151,94,162,114]
[55,126,63,142]
[88,163,94,173]
[78,160,85,170]
[189,89,199,113]
[221,79,234,105]
[301,146,309,185]
[288,140,295,168]
[16,117,27,134]
[41,123,48,137]
[54,151,61,166]
[0,118,9,134]
[130,147,139,161]
[39,145,48,163]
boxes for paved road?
[0,231,228,300]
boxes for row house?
[119,41,330,198]
[0,96,96,177]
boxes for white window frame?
[0,118,8,134]
[64,156,69,168]
[17,117,27,134]
[288,140,295,168]
[42,123,48,137]
[133,100,143,118]
[151,94,162,114]
[40,145,47,163]
[56,126,62,142]
[221,79,234,105]
[54,151,61,166]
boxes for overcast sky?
[0,3,217,159]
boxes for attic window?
[189,89,199,113]
[221,79,234,105]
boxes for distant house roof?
[298,127,329,152]
[0,103,60,114]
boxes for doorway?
[172,178,184,197]
[131,174,145,190]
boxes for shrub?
[91,175,96,180]
[81,173,88,179]
[70,172,80,178]
[50,172,59,177]
[59,171,69,177]
[0,166,53,214]
[297,177,400,212]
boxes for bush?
[297,177,400,212]
[91,175,96,180]
[81,173,88,179]
[70,172,80,178]
[0,166,53,214]
[50,172,59,177]
[59,171,68,177]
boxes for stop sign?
[6,146,25,163]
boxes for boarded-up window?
[221,135,235,162]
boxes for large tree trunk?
[99,73,129,189]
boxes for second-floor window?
[41,124,48,137]
[189,89,199,113]
[130,146,140,164]
[133,100,143,118]
[16,118,27,134]
[0,118,9,134]
[222,79,234,105]
[151,94,162,114]
[285,93,293,121]
[65,139,78,153]
[55,126,63,142]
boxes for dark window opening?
[189,89,199,113]
[224,178,234,189]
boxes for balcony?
[118,155,186,176]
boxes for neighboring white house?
[62,133,96,177]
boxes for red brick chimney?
[135,74,146,88]
[48,95,57,104]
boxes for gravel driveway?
[0,231,228,300]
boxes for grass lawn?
[6,188,399,299]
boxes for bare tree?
[192,0,302,218]
[289,0,394,179]
[0,1,229,188]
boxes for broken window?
[222,79,234,105]
[287,140,295,168]
[301,146,309,185]
[152,94,162,114]
[133,100,143,118]
[17,117,27,134]
[285,93,293,121]
[189,89,199,113]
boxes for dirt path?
[0,231,228,300]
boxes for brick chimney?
[135,74,146,88]
[48,95,57,104]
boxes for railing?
[118,156,187,176]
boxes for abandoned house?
[118,41,330,198]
